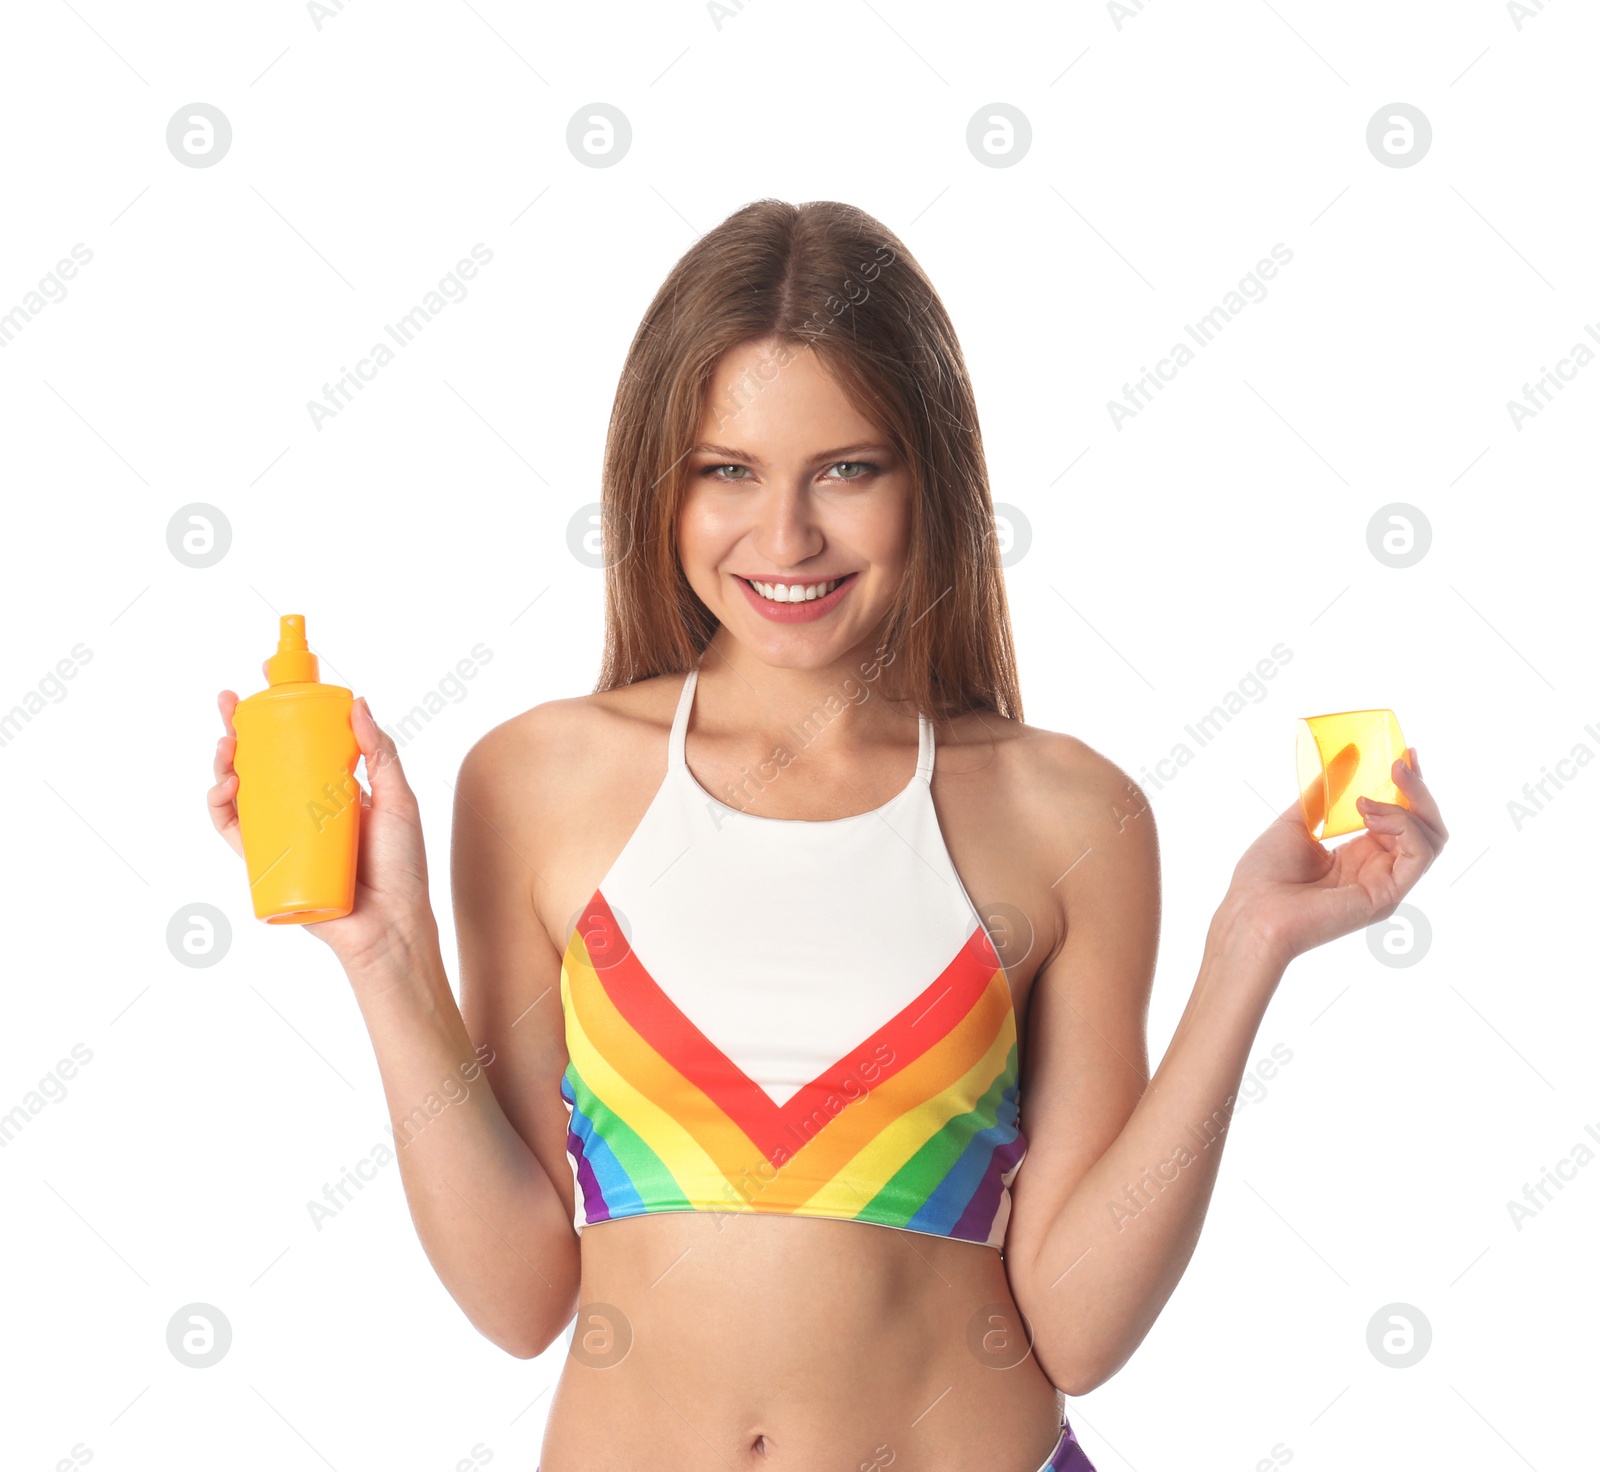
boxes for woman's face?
[677,335,912,670]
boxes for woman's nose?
[751,484,823,562]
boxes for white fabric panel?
[591,667,988,1109]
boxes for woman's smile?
[734,570,859,620]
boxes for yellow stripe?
[563,939,766,1208]
[563,935,1018,1219]
[796,976,1017,1217]
[734,970,1014,1213]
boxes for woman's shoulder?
[939,706,1147,817]
[937,708,1159,944]
[456,672,684,802]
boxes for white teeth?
[748,577,844,604]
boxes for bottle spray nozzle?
[266,613,321,685]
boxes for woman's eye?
[700,460,878,483]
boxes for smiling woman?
[209,196,1448,1472]
[594,210,1015,729]
[506,198,1102,1471]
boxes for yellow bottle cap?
[266,614,321,685]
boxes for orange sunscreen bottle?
[232,614,361,923]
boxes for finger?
[1297,770,1325,829]
[213,732,237,783]
[218,688,239,737]
[207,772,242,845]
[1323,742,1360,809]
[1388,753,1447,843]
[350,697,411,805]
[1356,795,1440,880]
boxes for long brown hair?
[595,197,1023,725]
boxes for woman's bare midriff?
[541,1211,1063,1470]
[529,678,1079,1470]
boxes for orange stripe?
[738,972,1016,1211]
[570,921,1016,1208]
[585,890,1006,1162]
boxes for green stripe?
[567,1063,693,1213]
[857,1039,1019,1225]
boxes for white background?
[2,1,1595,1468]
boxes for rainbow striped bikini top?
[558,665,1028,1250]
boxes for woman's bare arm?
[1007,863,1279,1394]
[211,687,581,1356]
[343,712,581,1357]
[1007,741,1444,1394]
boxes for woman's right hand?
[209,671,438,980]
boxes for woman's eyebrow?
[690,441,891,465]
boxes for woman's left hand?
[1220,747,1448,969]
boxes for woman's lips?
[735,571,859,623]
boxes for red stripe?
[573,889,1005,1164]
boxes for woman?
[209,199,1447,1471]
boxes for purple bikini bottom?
[1035,1412,1096,1470]
[535,1412,1095,1471]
